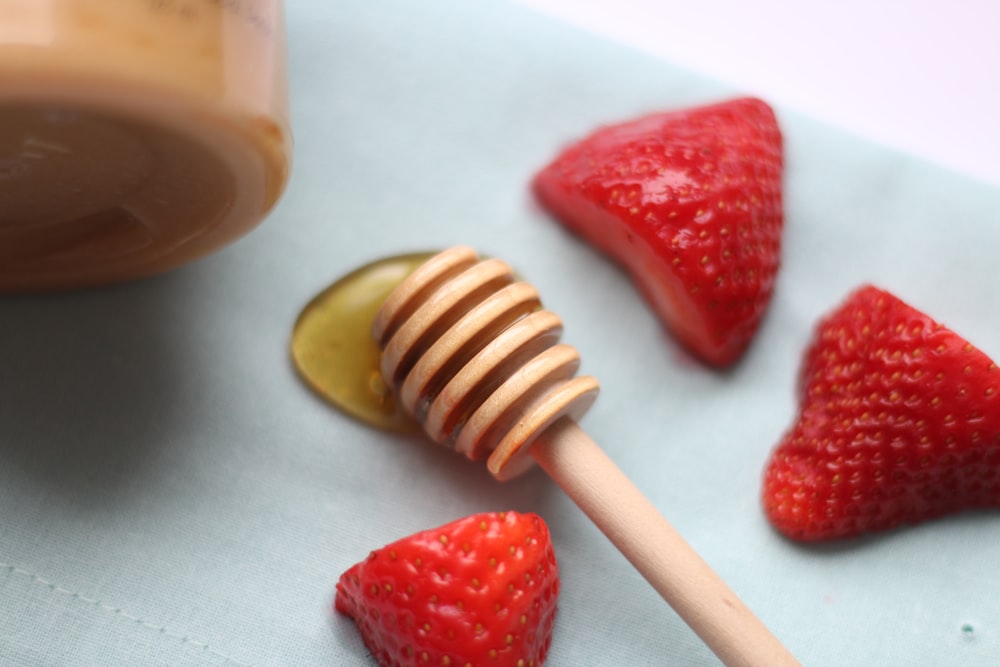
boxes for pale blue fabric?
[2,1,1000,665]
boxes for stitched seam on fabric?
[1,562,252,666]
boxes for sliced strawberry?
[532,97,784,367]
[763,285,1000,541]
[335,511,559,666]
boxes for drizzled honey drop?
[290,251,438,432]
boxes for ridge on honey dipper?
[372,246,800,667]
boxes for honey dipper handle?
[530,418,800,667]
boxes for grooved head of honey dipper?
[372,245,479,347]
[487,374,600,480]
[373,246,600,480]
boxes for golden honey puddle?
[290,251,437,433]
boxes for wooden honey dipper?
[372,246,799,667]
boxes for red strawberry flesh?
[335,511,559,666]
[763,285,1000,541]
[532,97,784,367]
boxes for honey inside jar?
[0,0,291,291]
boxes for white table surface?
[512,0,1000,188]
